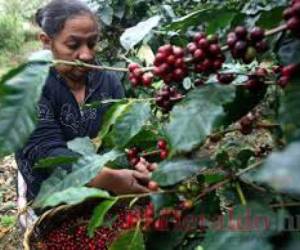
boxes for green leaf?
[255,142,300,195]
[0,60,51,157]
[110,101,152,148]
[278,40,300,66]
[99,5,114,25]
[34,149,123,208]
[109,228,145,250]
[98,102,131,142]
[164,7,236,33]
[146,231,186,250]
[164,8,211,32]
[88,198,118,237]
[150,193,178,215]
[120,15,161,50]
[41,187,111,208]
[279,76,300,142]
[34,155,79,170]
[223,85,267,125]
[152,158,212,187]
[256,7,285,29]
[236,149,255,168]
[206,11,236,34]
[67,137,96,155]
[165,84,235,153]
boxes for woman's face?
[47,15,99,81]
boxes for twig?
[117,190,176,200]
[270,202,300,208]
[53,60,129,72]
[236,182,247,205]
[196,160,263,200]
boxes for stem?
[236,182,247,205]
[53,60,129,72]
[140,150,161,157]
[270,202,300,208]
[256,123,280,129]
[196,160,263,200]
[117,190,176,200]
[265,24,288,36]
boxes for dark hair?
[35,0,98,37]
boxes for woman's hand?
[88,158,157,195]
[88,167,151,195]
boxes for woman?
[16,0,152,229]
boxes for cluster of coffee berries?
[187,33,225,73]
[227,26,268,64]
[157,139,169,160]
[40,209,131,250]
[277,64,299,88]
[244,67,268,91]
[217,73,236,85]
[155,86,183,113]
[128,63,154,87]
[153,44,187,84]
[283,0,300,37]
[126,147,141,167]
[239,113,256,135]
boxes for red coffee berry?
[133,68,142,78]
[148,181,159,191]
[209,44,221,55]
[234,40,247,56]
[250,27,265,41]
[157,139,167,150]
[173,47,184,57]
[287,16,300,31]
[128,63,140,72]
[154,218,168,231]
[255,40,269,53]
[227,35,237,49]
[235,26,248,39]
[198,38,209,49]
[130,157,140,166]
[281,64,298,77]
[213,59,223,70]
[160,150,169,159]
[194,32,206,42]
[195,79,205,87]
[283,7,293,20]
[292,3,300,16]
[158,44,173,55]
[187,42,197,53]
[142,73,153,87]
[217,73,235,84]
[193,49,206,61]
[278,76,290,88]
[255,67,268,78]
[166,54,176,64]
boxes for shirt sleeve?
[17,93,80,176]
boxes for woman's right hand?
[88,167,150,195]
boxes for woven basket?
[22,199,146,250]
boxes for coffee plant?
[2,0,300,249]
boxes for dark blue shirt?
[15,67,125,201]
